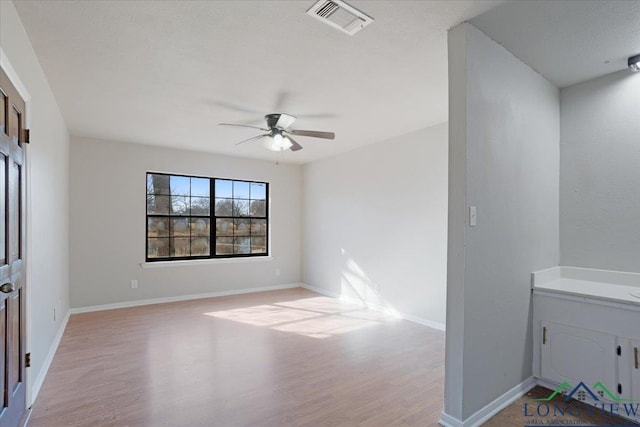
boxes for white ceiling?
[13,0,501,164]
[470,0,640,88]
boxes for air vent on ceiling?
[306,0,373,36]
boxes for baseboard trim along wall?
[301,283,446,331]
[69,283,303,314]
[31,310,70,406]
[439,376,536,427]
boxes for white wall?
[69,136,302,308]
[444,23,559,422]
[0,1,70,403]
[560,70,640,273]
[302,124,448,327]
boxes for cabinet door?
[541,321,617,392]
[631,339,640,421]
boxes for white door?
[541,321,617,394]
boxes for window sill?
[140,256,272,268]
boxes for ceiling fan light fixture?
[221,111,335,152]
[264,132,293,152]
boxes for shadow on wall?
[339,248,400,317]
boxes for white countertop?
[532,267,640,306]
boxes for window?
[146,172,268,261]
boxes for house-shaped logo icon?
[565,381,600,402]
[535,381,631,403]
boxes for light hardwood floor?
[30,288,638,426]
[29,288,445,426]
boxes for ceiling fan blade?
[290,130,335,140]
[273,91,290,111]
[296,113,337,119]
[219,123,268,131]
[276,113,297,130]
[287,136,303,152]
[207,100,264,115]
[235,134,269,146]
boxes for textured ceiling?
[13,0,500,164]
[470,0,640,88]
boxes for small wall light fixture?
[629,54,640,72]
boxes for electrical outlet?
[131,280,138,289]
[275,269,281,277]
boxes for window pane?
[233,199,249,217]
[171,218,190,237]
[251,219,267,236]
[191,218,209,237]
[251,237,266,254]
[171,237,190,257]
[249,200,266,217]
[148,174,170,195]
[233,181,250,199]
[216,218,234,237]
[147,174,267,260]
[148,195,170,215]
[234,219,250,237]
[250,182,266,200]
[215,198,233,216]
[148,217,170,237]
[215,180,233,198]
[170,176,190,196]
[234,237,250,254]
[148,238,169,258]
[191,238,210,256]
[216,237,233,255]
[191,178,209,197]
[171,195,189,215]
[190,197,210,215]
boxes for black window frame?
[145,172,269,262]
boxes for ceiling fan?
[219,113,335,152]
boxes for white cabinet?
[540,321,617,392]
[532,267,640,423]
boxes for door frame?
[0,48,32,409]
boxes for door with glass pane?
[0,67,27,427]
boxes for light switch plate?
[469,206,477,227]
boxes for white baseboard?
[31,310,70,406]
[301,283,343,300]
[439,412,462,427]
[69,283,302,314]
[301,283,446,331]
[439,376,536,427]
[401,312,446,331]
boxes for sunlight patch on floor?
[203,296,393,339]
